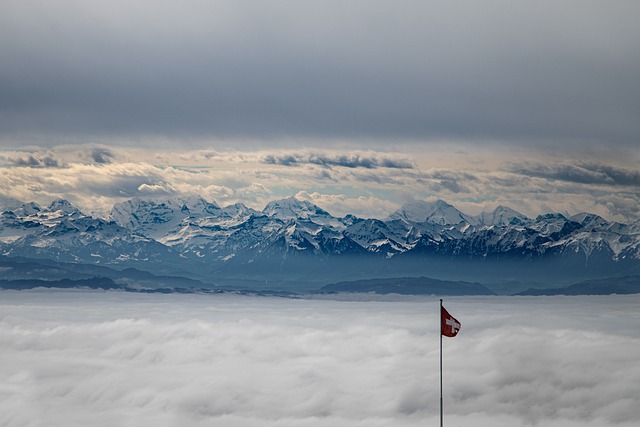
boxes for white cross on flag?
[441,305,461,337]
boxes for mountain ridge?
[2,196,640,289]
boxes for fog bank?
[1,291,638,426]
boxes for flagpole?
[440,298,443,427]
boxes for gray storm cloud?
[8,153,61,168]
[1,1,639,147]
[1,291,639,427]
[261,153,413,169]
[510,162,640,187]
[91,148,114,164]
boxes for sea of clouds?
[1,290,639,427]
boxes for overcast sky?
[1,1,639,219]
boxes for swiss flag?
[441,305,461,337]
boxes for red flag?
[441,305,461,337]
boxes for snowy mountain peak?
[389,200,477,225]
[176,196,221,216]
[535,213,569,222]
[109,197,213,240]
[220,202,259,217]
[110,196,219,224]
[0,197,42,217]
[262,197,331,220]
[46,199,82,215]
[15,201,42,216]
[570,212,609,228]
[478,205,528,226]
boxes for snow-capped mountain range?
[2,196,640,287]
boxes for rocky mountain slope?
[2,196,640,288]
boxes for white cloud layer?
[1,291,639,427]
[1,144,639,221]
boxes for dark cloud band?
[9,154,60,168]
[1,1,639,146]
[511,162,640,187]
[261,153,413,169]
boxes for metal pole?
[440,298,443,427]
